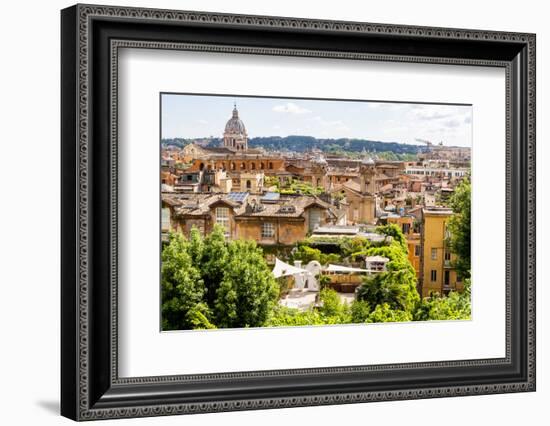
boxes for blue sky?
[161,94,472,147]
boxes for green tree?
[200,225,229,306]
[339,236,371,259]
[161,233,207,330]
[413,292,471,321]
[318,274,332,290]
[188,226,204,265]
[318,288,351,324]
[214,240,279,328]
[366,303,412,323]
[187,303,217,329]
[350,300,371,323]
[267,306,325,327]
[291,244,322,264]
[356,234,420,314]
[376,223,407,252]
[447,178,471,279]
[291,243,340,266]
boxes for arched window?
[199,162,204,171]
[260,162,265,170]
[241,162,246,170]
[268,162,273,169]
[246,180,251,190]
[231,162,236,171]
[251,162,256,170]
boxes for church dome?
[361,156,375,165]
[313,154,328,166]
[224,105,247,135]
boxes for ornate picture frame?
[61,4,535,421]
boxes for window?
[246,180,251,190]
[215,207,230,237]
[261,222,275,238]
[430,270,437,282]
[309,208,322,231]
[431,248,437,260]
[402,223,410,234]
[414,245,421,257]
[444,270,450,286]
[444,250,451,261]
[161,208,171,231]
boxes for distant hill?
[162,136,425,156]
[247,136,423,154]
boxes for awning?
[272,258,308,279]
[325,264,371,273]
[365,256,390,263]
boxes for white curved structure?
[305,260,321,291]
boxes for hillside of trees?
[161,136,424,158]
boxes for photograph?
[160,94,472,331]
[57,3,536,421]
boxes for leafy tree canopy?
[214,240,279,328]
[356,233,419,314]
[161,227,278,330]
[447,178,471,279]
[161,233,207,330]
[366,303,412,323]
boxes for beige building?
[383,214,421,279]
[239,172,264,193]
[329,161,377,225]
[420,208,463,297]
[162,192,342,246]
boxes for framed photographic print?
[61,4,536,421]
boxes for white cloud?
[443,119,461,128]
[272,102,311,115]
[197,119,208,124]
[410,106,452,121]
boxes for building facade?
[161,192,340,247]
[420,208,463,297]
